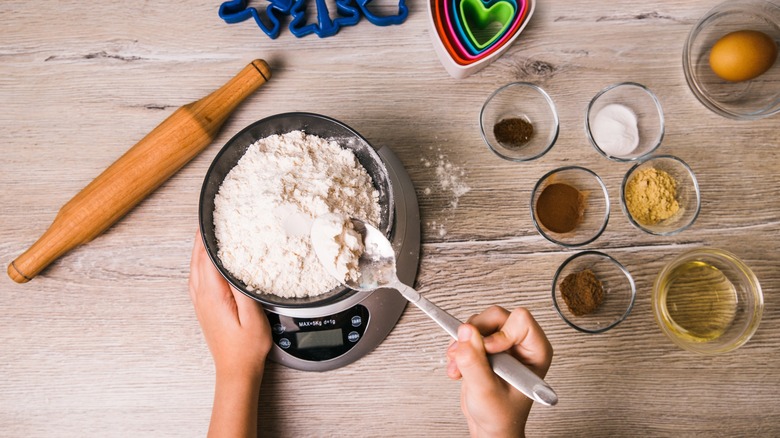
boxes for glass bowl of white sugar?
[585,82,664,162]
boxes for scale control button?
[279,338,291,349]
[351,315,362,327]
[347,331,360,343]
[272,323,286,334]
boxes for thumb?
[454,324,500,393]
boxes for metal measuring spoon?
[311,216,558,406]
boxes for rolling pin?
[7,59,271,283]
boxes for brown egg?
[709,30,778,82]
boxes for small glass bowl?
[480,82,559,162]
[585,82,665,162]
[684,0,780,120]
[653,248,763,354]
[620,155,701,235]
[531,166,610,247]
[552,251,636,334]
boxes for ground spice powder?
[536,183,585,233]
[559,269,604,316]
[625,167,679,225]
[493,117,534,148]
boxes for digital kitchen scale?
[263,144,420,371]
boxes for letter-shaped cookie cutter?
[219,0,294,39]
[289,0,361,38]
[357,0,409,26]
[218,0,409,38]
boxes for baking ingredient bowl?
[198,112,394,309]
[683,0,780,120]
[620,155,701,236]
[552,251,636,334]
[585,82,664,162]
[653,248,763,354]
[531,166,609,247]
[480,82,559,162]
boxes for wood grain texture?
[7,60,269,282]
[1,0,779,436]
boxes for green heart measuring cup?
[460,0,516,50]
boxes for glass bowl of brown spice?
[552,251,637,333]
[531,166,610,247]
[480,82,559,162]
[621,155,701,235]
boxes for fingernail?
[458,324,471,342]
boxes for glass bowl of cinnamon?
[530,166,610,247]
[480,82,559,162]
[552,251,636,334]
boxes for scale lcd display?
[296,329,344,349]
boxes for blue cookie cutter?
[289,0,361,38]
[219,0,408,38]
[357,0,408,26]
[219,0,294,39]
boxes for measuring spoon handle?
[393,281,461,339]
[393,281,558,406]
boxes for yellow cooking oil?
[657,260,738,342]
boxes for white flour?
[309,212,364,284]
[420,145,471,237]
[213,131,380,298]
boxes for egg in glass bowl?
[684,0,780,120]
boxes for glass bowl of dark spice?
[531,166,610,247]
[480,82,559,162]
[552,251,636,333]
[621,155,701,235]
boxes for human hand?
[189,229,272,382]
[446,306,553,438]
[189,230,273,437]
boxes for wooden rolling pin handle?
[7,59,272,283]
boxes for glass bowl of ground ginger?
[480,82,559,162]
[552,251,636,333]
[621,155,701,235]
[531,166,610,247]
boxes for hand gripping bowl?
[198,112,395,309]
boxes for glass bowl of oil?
[653,248,763,354]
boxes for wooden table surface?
[2,0,779,436]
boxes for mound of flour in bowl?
[213,130,381,298]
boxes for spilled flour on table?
[419,144,471,237]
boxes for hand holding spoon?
[311,215,558,406]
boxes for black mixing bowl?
[199,112,395,309]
